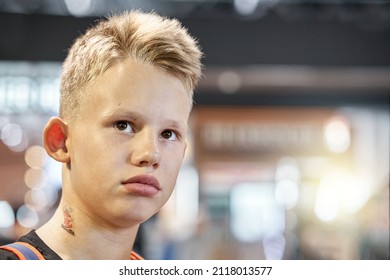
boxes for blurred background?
[0,0,389,260]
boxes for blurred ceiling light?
[0,116,10,130]
[231,183,265,242]
[24,168,47,190]
[315,169,371,222]
[323,116,351,153]
[64,0,94,17]
[231,182,285,242]
[263,232,285,260]
[275,179,299,209]
[16,204,40,228]
[0,201,15,228]
[234,0,259,16]
[25,186,59,211]
[0,123,29,152]
[175,166,199,230]
[45,159,62,190]
[234,0,280,17]
[217,70,242,94]
[1,123,23,147]
[25,145,48,169]
[315,181,339,222]
[160,165,199,240]
[301,156,328,178]
[24,188,53,211]
[275,157,300,182]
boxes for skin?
[37,59,191,259]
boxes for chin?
[120,207,159,225]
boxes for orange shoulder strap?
[130,250,144,260]
[0,241,45,260]
[2,242,141,260]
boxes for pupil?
[163,130,172,138]
[117,122,127,130]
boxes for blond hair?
[59,10,203,120]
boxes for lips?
[121,175,161,196]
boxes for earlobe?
[43,117,70,163]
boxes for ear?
[43,117,70,163]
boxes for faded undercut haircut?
[59,10,203,120]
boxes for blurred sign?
[193,107,347,156]
[200,121,322,152]
[0,62,61,114]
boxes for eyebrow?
[165,119,189,133]
[104,110,143,122]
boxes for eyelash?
[113,121,180,141]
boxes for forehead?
[79,59,191,123]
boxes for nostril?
[133,150,160,167]
[130,131,161,167]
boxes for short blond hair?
[59,10,203,120]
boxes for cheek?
[69,132,114,178]
[163,154,185,184]
[164,145,185,166]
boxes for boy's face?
[64,59,191,227]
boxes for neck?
[36,202,140,260]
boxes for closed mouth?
[122,174,161,190]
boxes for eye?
[113,121,133,133]
[161,130,178,141]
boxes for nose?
[130,129,160,168]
